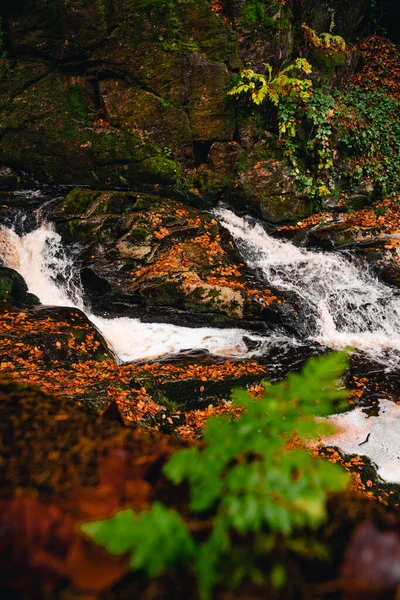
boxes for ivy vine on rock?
[229,33,400,204]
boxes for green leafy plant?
[228,58,336,198]
[335,85,400,197]
[82,352,349,599]
[228,58,312,107]
[82,503,195,576]
[242,0,284,28]
[229,32,399,202]
[279,86,337,197]
[302,24,346,53]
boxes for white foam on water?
[0,223,267,362]
[91,314,266,362]
[321,399,400,483]
[0,224,83,309]
[215,207,400,369]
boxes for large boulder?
[0,305,113,367]
[0,65,181,186]
[51,188,304,326]
[237,153,310,223]
[98,80,193,163]
[0,267,39,307]
[0,0,236,187]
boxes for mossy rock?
[51,189,295,322]
[0,71,96,182]
[4,0,109,61]
[99,80,193,162]
[1,0,234,187]
[237,156,310,223]
[0,267,39,307]
[94,22,186,105]
[0,67,183,186]
[160,372,265,409]
[187,52,235,142]
[0,306,114,367]
[177,0,231,62]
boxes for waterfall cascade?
[0,222,267,362]
[2,208,400,367]
[215,207,400,371]
[2,206,400,481]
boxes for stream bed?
[1,192,400,483]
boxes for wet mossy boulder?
[237,153,310,223]
[0,0,236,188]
[197,141,245,200]
[230,0,295,72]
[0,267,39,307]
[186,52,235,143]
[0,0,377,202]
[51,188,298,324]
[0,67,181,187]
[3,0,110,62]
[0,306,114,367]
[99,80,193,162]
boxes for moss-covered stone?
[187,52,235,142]
[99,80,193,162]
[197,141,244,200]
[54,189,101,219]
[237,154,310,223]
[51,189,296,322]
[0,267,39,307]
[177,0,231,62]
[0,66,186,186]
[4,0,109,61]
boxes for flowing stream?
[0,222,268,362]
[215,207,400,371]
[2,203,400,481]
[2,206,400,367]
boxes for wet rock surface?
[51,188,306,326]
[0,266,39,307]
[237,154,310,223]
[0,306,113,367]
[0,0,376,215]
[308,221,400,289]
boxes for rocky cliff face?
[0,0,387,220]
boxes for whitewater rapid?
[3,208,400,481]
[1,207,400,368]
[0,223,269,362]
[215,207,400,370]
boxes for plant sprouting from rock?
[228,58,313,107]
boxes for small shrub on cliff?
[229,38,400,201]
[228,58,312,107]
[302,24,346,53]
[82,352,348,599]
[229,57,335,197]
